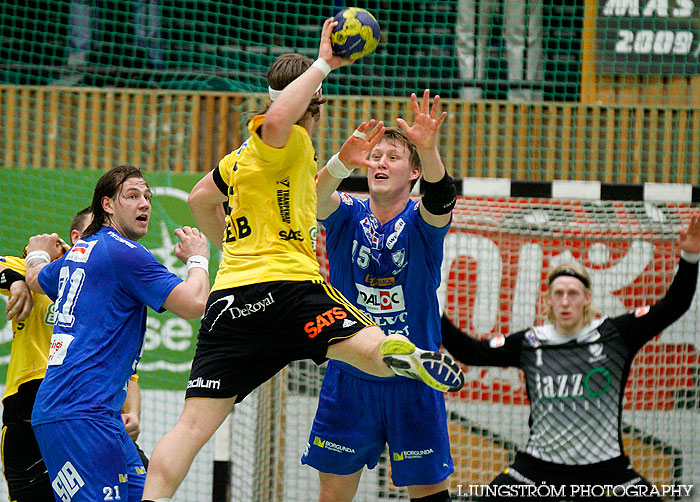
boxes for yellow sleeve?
[245,114,307,165]
[0,256,27,276]
[0,256,27,298]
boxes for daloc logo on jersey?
[355,284,405,313]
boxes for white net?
[219,196,699,501]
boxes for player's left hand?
[680,213,700,254]
[338,119,385,169]
[122,412,140,442]
[397,89,447,151]
[173,226,210,264]
[5,280,33,322]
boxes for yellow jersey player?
[142,18,464,502]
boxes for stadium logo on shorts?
[187,377,221,390]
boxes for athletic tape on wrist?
[311,58,332,77]
[25,250,50,268]
[186,255,209,273]
[681,250,700,263]
[325,153,353,179]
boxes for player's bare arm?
[161,226,210,319]
[23,233,65,294]
[397,90,452,228]
[317,119,385,219]
[262,18,352,148]
[0,265,33,322]
[188,170,227,251]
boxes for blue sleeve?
[38,255,65,301]
[112,243,183,312]
[319,192,359,231]
[412,202,451,283]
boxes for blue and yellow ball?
[331,8,380,60]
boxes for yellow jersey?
[212,114,323,291]
[0,256,53,401]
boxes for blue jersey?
[322,194,449,380]
[32,226,182,426]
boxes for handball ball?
[331,8,380,60]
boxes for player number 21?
[56,266,86,327]
[103,485,121,500]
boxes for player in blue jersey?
[302,90,457,502]
[23,165,211,502]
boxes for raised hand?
[396,89,447,151]
[338,119,385,169]
[27,233,66,261]
[318,17,355,70]
[680,213,700,254]
[6,280,33,322]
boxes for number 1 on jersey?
[56,266,86,327]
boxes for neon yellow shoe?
[380,339,464,392]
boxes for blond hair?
[546,261,598,324]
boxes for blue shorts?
[301,362,453,487]
[33,418,146,502]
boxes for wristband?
[25,250,51,269]
[681,250,700,264]
[0,268,25,290]
[186,255,209,273]
[325,153,353,179]
[311,58,332,78]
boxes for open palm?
[680,214,700,254]
[397,89,447,151]
[338,119,385,169]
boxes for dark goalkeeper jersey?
[442,257,698,465]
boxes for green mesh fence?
[1,1,582,99]
[2,1,700,182]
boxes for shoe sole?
[381,339,465,393]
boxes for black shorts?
[485,452,660,501]
[2,380,53,501]
[186,280,375,402]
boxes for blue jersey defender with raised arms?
[24,166,210,502]
[303,90,459,502]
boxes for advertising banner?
[596,0,700,74]
[0,168,219,390]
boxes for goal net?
[222,197,699,501]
